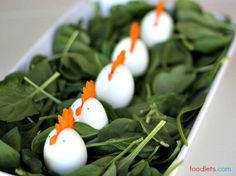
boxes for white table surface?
[0,0,236,176]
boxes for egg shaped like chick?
[96,50,134,109]
[141,0,173,47]
[71,81,108,130]
[44,108,87,175]
[112,22,149,76]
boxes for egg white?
[95,64,134,109]
[44,128,87,175]
[71,98,108,130]
[112,37,149,76]
[141,11,173,47]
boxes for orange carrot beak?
[154,0,164,26]
[75,80,96,116]
[108,50,126,81]
[50,108,74,145]
[76,106,82,116]
[130,22,140,53]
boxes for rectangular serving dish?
[2,0,236,175]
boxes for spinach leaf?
[152,65,196,96]
[74,122,98,140]
[103,162,117,176]
[177,94,206,145]
[0,79,40,122]
[148,93,187,116]
[31,126,53,154]
[22,149,43,173]
[1,127,21,152]
[0,140,20,171]
[53,24,90,54]
[176,22,232,53]
[98,118,140,141]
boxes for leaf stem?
[39,115,58,121]
[163,159,183,176]
[94,53,103,71]
[86,136,140,148]
[63,31,79,53]
[37,72,60,91]
[145,83,151,99]
[118,120,166,172]
[107,137,143,167]
[194,65,214,73]
[176,113,188,146]
[24,73,62,104]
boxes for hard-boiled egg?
[141,0,173,47]
[71,81,108,130]
[96,50,134,109]
[44,108,87,175]
[112,22,149,76]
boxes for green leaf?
[175,0,202,13]
[22,149,43,173]
[152,65,196,96]
[53,24,90,54]
[128,160,147,176]
[1,127,21,151]
[31,126,53,154]
[148,93,187,116]
[176,22,232,53]
[177,94,206,145]
[101,101,120,121]
[103,162,117,176]
[60,53,100,77]
[86,136,142,154]
[0,140,20,171]
[0,79,40,122]
[68,164,104,176]
[74,122,98,140]
[15,168,43,176]
[117,120,166,176]
[98,118,140,141]
[146,40,192,83]
[29,58,57,93]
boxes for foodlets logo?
[190,165,232,173]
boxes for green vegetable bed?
[0,0,234,175]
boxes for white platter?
[1,0,235,175]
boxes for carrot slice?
[50,108,74,145]
[154,0,164,26]
[76,80,96,116]
[108,50,126,80]
[130,22,140,53]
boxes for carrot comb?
[50,108,74,145]
[130,22,140,53]
[76,80,96,116]
[154,0,164,26]
[108,50,126,80]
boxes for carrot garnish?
[130,22,140,53]
[50,108,74,145]
[108,50,126,80]
[76,80,96,116]
[154,0,164,26]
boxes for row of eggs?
[44,2,173,175]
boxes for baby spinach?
[0,79,41,122]
[152,65,196,96]
[0,140,20,171]
[1,127,21,152]
[0,0,234,175]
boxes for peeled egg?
[141,11,173,47]
[112,37,149,76]
[95,64,134,109]
[71,98,108,130]
[44,128,87,175]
